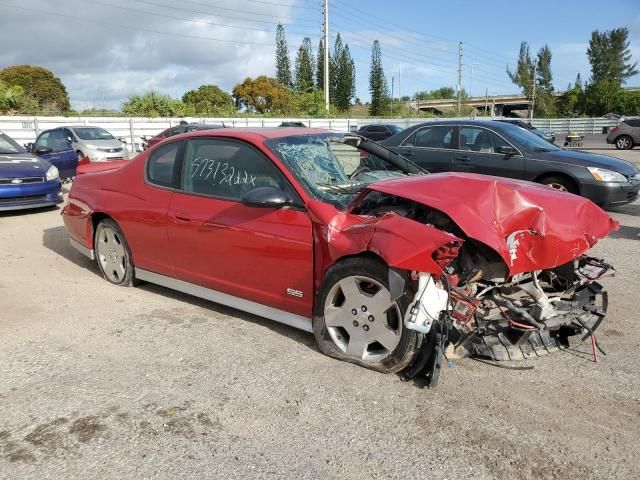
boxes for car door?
[453,126,525,179]
[167,137,314,317]
[34,129,77,179]
[392,125,455,172]
[119,140,185,277]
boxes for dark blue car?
[28,128,79,180]
[0,131,64,211]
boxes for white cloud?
[0,0,310,110]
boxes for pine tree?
[330,34,343,101]
[316,39,324,90]
[275,24,292,88]
[334,43,356,111]
[575,72,582,89]
[369,40,388,116]
[588,28,638,85]
[295,38,314,91]
[536,45,553,93]
[533,45,555,117]
[507,42,535,97]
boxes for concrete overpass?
[407,94,533,116]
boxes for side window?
[182,138,295,202]
[147,141,182,188]
[164,127,186,138]
[35,131,50,148]
[405,126,454,148]
[626,119,640,128]
[63,129,75,143]
[50,130,71,152]
[459,127,510,153]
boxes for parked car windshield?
[265,133,405,209]
[388,125,403,134]
[73,127,115,141]
[499,123,561,151]
[0,133,26,154]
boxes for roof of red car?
[183,127,332,140]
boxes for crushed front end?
[344,178,619,387]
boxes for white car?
[63,126,128,162]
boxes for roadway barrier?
[0,115,621,151]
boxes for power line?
[331,0,515,72]
[329,26,509,85]
[0,1,275,46]
[240,0,320,10]
[85,0,320,36]
[134,0,320,26]
[329,12,509,83]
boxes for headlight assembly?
[46,165,59,181]
[587,167,627,183]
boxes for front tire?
[94,219,136,286]
[313,257,419,374]
[615,135,633,150]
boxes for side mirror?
[118,137,127,144]
[242,186,293,208]
[497,145,517,156]
[24,142,34,152]
[34,146,53,155]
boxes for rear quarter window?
[147,141,183,188]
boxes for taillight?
[610,127,619,133]
[432,241,462,270]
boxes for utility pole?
[470,62,479,98]
[530,61,537,120]
[398,58,402,103]
[323,0,330,112]
[457,41,463,115]
[391,76,395,115]
[484,88,488,116]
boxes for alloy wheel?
[616,136,631,149]
[96,226,127,283]
[546,182,568,192]
[323,276,402,363]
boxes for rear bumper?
[580,179,640,207]
[0,181,63,211]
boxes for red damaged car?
[62,128,617,386]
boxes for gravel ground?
[1,150,640,479]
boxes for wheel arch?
[532,171,581,195]
[90,212,115,248]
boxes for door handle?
[456,155,470,161]
[173,214,192,223]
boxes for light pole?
[470,62,480,98]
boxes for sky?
[0,0,638,111]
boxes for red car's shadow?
[42,225,317,350]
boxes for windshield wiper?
[0,150,20,154]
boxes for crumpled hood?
[0,154,50,178]
[363,172,619,275]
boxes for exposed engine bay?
[351,190,615,387]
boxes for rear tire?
[615,135,633,150]
[538,175,578,195]
[313,257,419,374]
[94,219,136,286]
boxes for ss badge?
[286,288,303,298]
